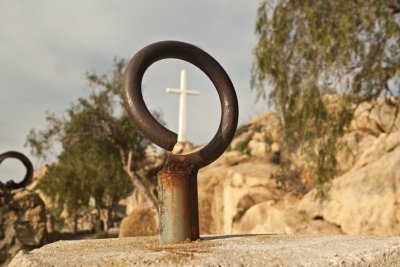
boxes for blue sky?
[0,1,267,182]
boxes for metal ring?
[123,41,238,169]
[0,151,33,189]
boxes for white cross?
[166,69,200,143]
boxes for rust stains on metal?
[123,40,239,244]
[158,155,198,187]
[157,154,200,244]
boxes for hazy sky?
[0,1,268,181]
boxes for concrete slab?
[9,235,400,266]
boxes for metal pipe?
[158,155,199,243]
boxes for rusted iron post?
[158,155,199,243]
[123,41,238,244]
[0,151,33,190]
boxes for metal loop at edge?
[0,151,33,189]
[123,40,238,169]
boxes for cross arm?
[166,88,181,94]
[186,89,200,95]
[166,88,200,95]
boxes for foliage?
[26,59,160,229]
[234,141,252,155]
[38,139,132,215]
[252,0,400,197]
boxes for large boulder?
[230,112,282,160]
[198,160,284,234]
[26,166,53,210]
[350,96,400,136]
[299,133,400,235]
[336,130,377,173]
[198,132,341,235]
[232,193,342,235]
[120,188,150,217]
[337,97,400,173]
[0,189,47,266]
[118,207,157,237]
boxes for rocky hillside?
[122,96,400,237]
[196,96,400,236]
[16,96,400,242]
[0,189,47,266]
[197,111,342,235]
[299,97,400,235]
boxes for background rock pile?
[0,189,47,266]
[120,97,400,237]
[3,97,400,265]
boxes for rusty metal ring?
[123,41,238,169]
[0,151,33,189]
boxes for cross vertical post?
[166,69,200,142]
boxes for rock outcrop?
[118,207,157,237]
[337,97,400,173]
[299,132,400,236]
[0,189,47,266]
[198,159,280,234]
[198,98,400,236]
[297,98,400,236]
[198,157,342,235]
[232,193,342,235]
[230,112,281,161]
[117,96,400,238]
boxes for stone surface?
[26,166,54,212]
[198,155,337,236]
[208,150,249,168]
[198,161,281,234]
[120,188,150,217]
[0,189,47,266]
[336,130,377,172]
[299,142,400,236]
[233,194,342,235]
[350,96,400,136]
[250,111,282,142]
[247,139,270,158]
[230,112,282,159]
[334,97,400,173]
[351,131,400,171]
[119,207,157,237]
[9,235,400,267]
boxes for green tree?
[39,139,131,232]
[26,59,161,230]
[252,0,400,196]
